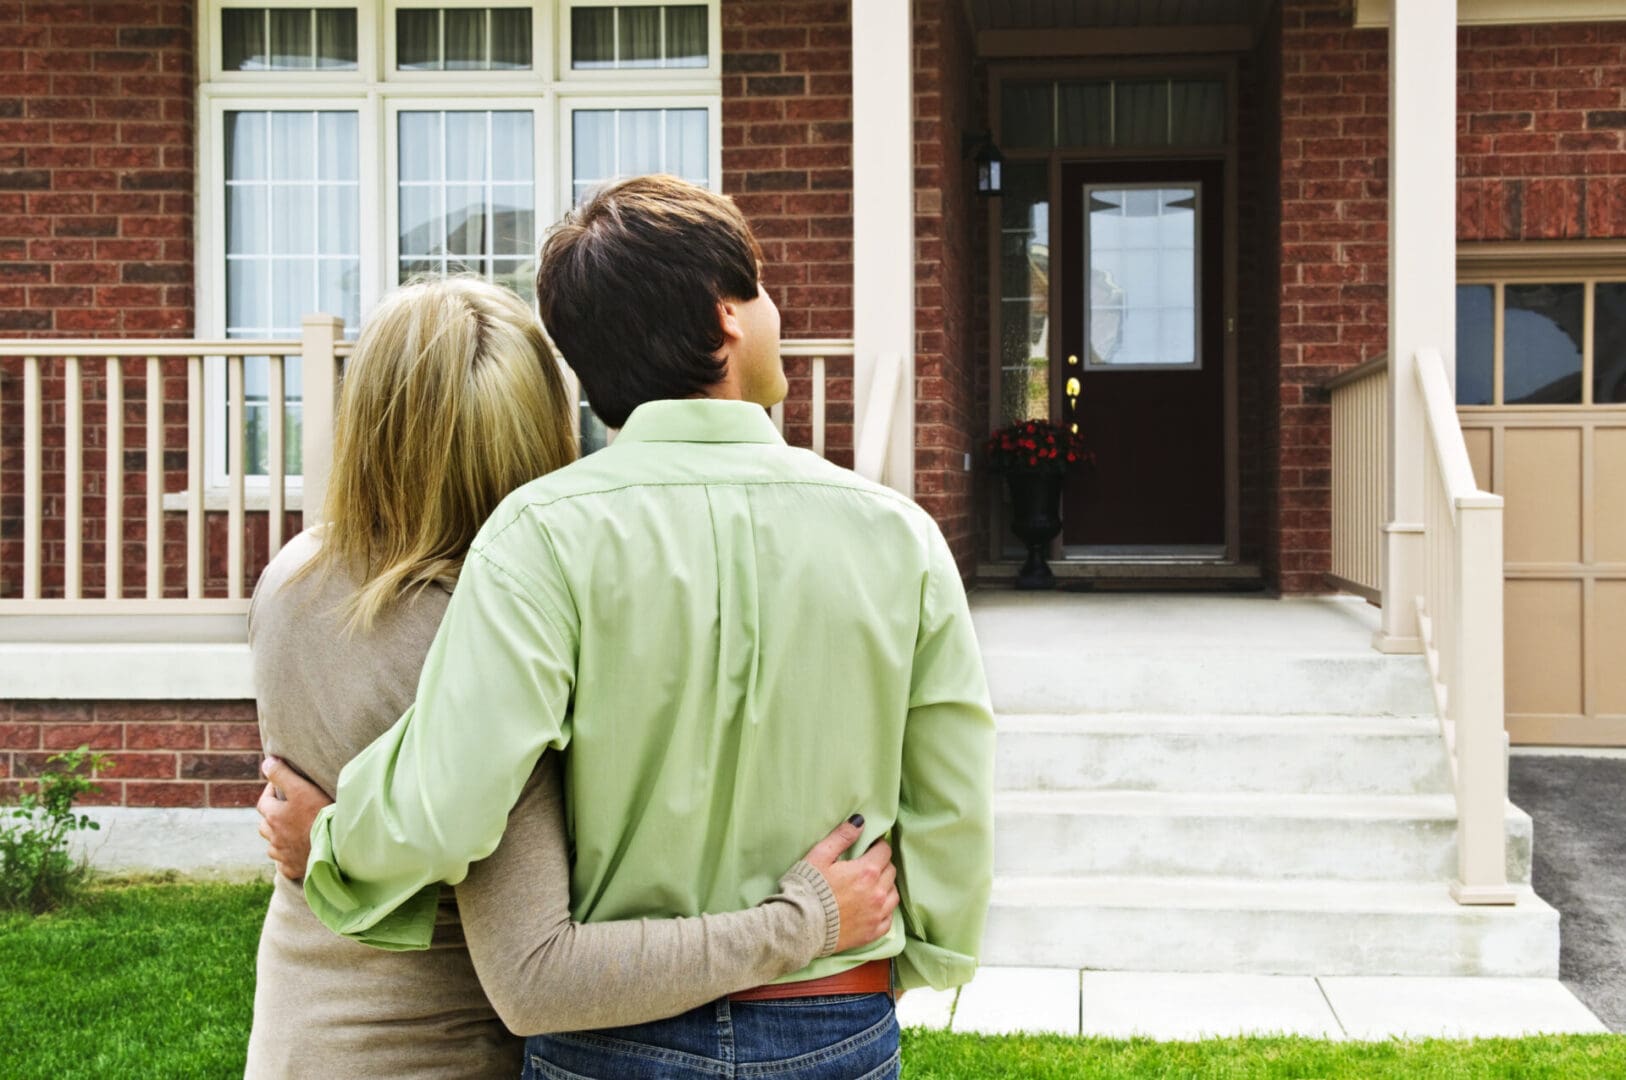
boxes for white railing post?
[1381,0,1456,653]
[1452,495,1515,904]
[851,0,914,496]
[300,314,343,528]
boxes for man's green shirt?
[303,399,995,990]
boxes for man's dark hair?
[535,175,765,430]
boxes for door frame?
[984,58,1241,564]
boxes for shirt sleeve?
[457,754,840,1035]
[303,539,578,949]
[893,526,996,991]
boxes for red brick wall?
[912,0,977,575]
[0,700,262,809]
[0,1,198,599]
[1275,2,1626,592]
[0,1,195,335]
[721,0,856,468]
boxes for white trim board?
[1355,0,1626,27]
[0,643,256,699]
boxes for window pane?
[1058,82,1109,147]
[225,110,358,477]
[269,8,314,68]
[1171,80,1225,145]
[397,8,439,69]
[1595,282,1626,404]
[314,9,358,69]
[618,110,663,176]
[572,7,615,68]
[222,9,267,70]
[667,5,708,67]
[573,111,615,190]
[1505,283,1583,405]
[445,8,485,69]
[491,110,533,182]
[398,111,534,291]
[1116,81,1170,146]
[667,109,708,182]
[999,162,1050,424]
[489,8,531,68]
[1088,186,1198,368]
[1001,82,1052,149]
[619,5,662,67]
[1455,284,1494,406]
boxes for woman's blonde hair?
[311,276,576,630]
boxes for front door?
[1059,158,1225,551]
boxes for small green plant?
[0,745,110,913]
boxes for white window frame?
[196,0,721,488]
[556,0,722,85]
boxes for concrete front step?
[981,876,1560,977]
[996,713,1453,796]
[993,791,1533,884]
[982,649,1437,717]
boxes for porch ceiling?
[963,0,1270,31]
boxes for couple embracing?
[245,175,995,1079]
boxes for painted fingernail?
[848,814,864,829]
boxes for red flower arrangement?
[984,419,1092,476]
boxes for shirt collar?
[615,399,787,446]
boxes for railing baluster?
[105,357,123,599]
[268,353,285,556]
[145,356,163,598]
[227,354,246,599]
[187,354,204,599]
[22,355,41,599]
[813,355,826,459]
[63,356,82,599]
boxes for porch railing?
[0,314,345,639]
[1326,355,1388,601]
[770,337,855,460]
[1413,346,1513,905]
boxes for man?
[271,175,994,1077]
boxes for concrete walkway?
[897,968,1609,1040]
[1510,752,1626,1032]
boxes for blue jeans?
[523,993,900,1080]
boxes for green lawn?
[1,881,1622,1079]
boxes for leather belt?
[729,959,893,1002]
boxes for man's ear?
[716,299,744,353]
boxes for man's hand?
[801,816,899,953]
[256,757,333,881]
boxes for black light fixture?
[962,131,1003,197]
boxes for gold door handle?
[1065,375,1081,415]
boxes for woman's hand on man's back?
[799,817,900,954]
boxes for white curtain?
[268,9,313,69]
[397,9,438,69]
[315,9,357,70]
[572,7,615,68]
[445,8,485,69]
[1058,82,1109,147]
[490,8,531,69]
[667,5,707,67]
[620,6,661,66]
[1170,81,1225,145]
[1114,81,1168,146]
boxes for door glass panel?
[1593,282,1626,404]
[1456,284,1494,405]
[1505,283,1583,405]
[1086,186,1198,369]
[998,163,1050,423]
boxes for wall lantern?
[962,131,1003,197]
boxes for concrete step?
[981,649,1437,717]
[981,876,1560,977]
[995,713,1452,796]
[993,791,1533,884]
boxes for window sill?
[161,488,305,513]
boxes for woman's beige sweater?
[244,531,838,1079]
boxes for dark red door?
[1059,159,1225,548]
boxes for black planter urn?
[1005,472,1064,590]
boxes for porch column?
[1377,0,1455,653]
[851,0,914,495]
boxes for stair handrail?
[1414,346,1516,905]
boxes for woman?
[244,278,897,1078]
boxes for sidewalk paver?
[1079,973,1343,1040]
[952,966,1079,1035]
[1316,976,1608,1039]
